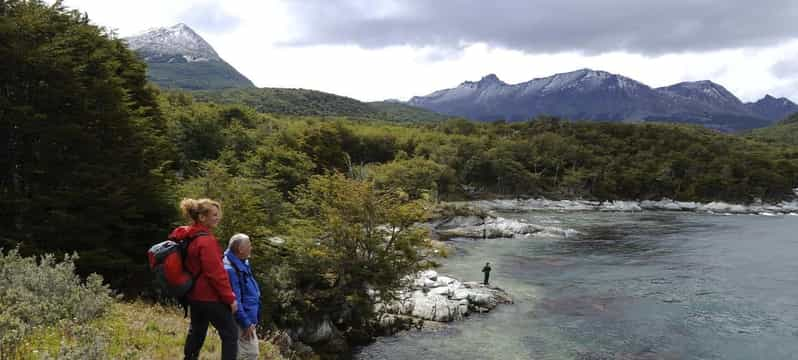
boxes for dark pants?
[184,301,239,360]
[483,273,490,285]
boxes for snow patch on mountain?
[124,23,220,62]
[407,68,792,130]
[657,80,745,112]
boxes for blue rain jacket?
[224,250,262,329]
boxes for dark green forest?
[161,92,798,205]
[3,0,798,355]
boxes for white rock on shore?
[433,216,541,239]
[376,270,513,324]
[432,215,578,240]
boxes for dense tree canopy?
[0,0,175,290]
[161,93,798,205]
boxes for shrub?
[0,249,113,358]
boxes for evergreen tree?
[0,0,175,291]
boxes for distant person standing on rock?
[482,262,492,285]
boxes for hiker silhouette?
[482,262,492,285]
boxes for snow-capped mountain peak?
[761,94,794,105]
[407,68,796,130]
[458,73,507,88]
[124,23,220,62]
[747,94,798,121]
[658,80,740,103]
[517,68,648,96]
[478,73,503,84]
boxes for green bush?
[279,174,433,331]
[370,157,448,200]
[0,249,113,358]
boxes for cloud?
[414,45,467,62]
[280,0,798,56]
[179,1,240,33]
[771,58,798,78]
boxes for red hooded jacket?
[169,224,236,305]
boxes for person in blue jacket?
[224,233,262,360]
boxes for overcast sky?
[62,0,798,102]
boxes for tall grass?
[1,249,285,359]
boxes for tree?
[300,121,358,172]
[179,158,286,240]
[161,98,228,174]
[280,174,432,336]
[241,141,315,197]
[370,157,447,200]
[0,0,175,291]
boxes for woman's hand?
[230,300,238,313]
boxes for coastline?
[465,197,798,216]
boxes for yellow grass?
[17,301,286,360]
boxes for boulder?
[296,317,343,345]
[409,292,467,322]
[428,286,452,297]
[376,271,513,326]
[434,215,485,230]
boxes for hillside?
[368,100,453,122]
[193,88,449,122]
[747,113,798,146]
[145,61,254,90]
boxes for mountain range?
[124,24,254,90]
[124,24,797,131]
[408,70,798,131]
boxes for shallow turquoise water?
[355,211,798,359]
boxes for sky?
[61,0,798,103]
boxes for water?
[355,210,798,359]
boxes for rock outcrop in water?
[432,215,542,240]
[430,214,578,240]
[374,270,513,333]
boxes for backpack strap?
[179,231,208,318]
[180,231,208,276]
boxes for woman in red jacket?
[170,198,239,360]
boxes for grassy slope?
[147,61,255,91]
[747,113,798,146]
[192,88,449,122]
[19,301,285,360]
[367,101,453,123]
[193,88,376,117]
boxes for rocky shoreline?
[423,197,798,242]
[429,213,578,240]
[472,197,798,215]
[279,270,514,358]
